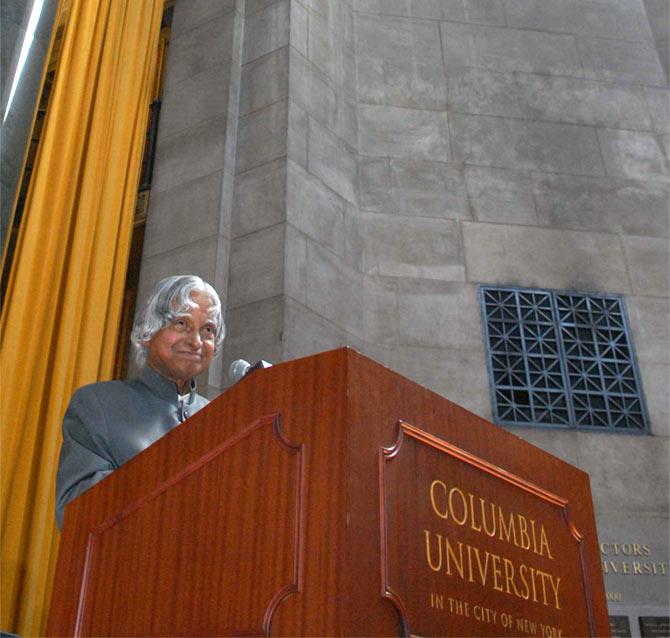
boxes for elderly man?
[55,275,224,528]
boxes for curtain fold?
[1,1,163,634]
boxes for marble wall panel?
[242,0,290,64]
[462,222,631,293]
[597,129,668,180]
[451,113,605,175]
[239,46,289,116]
[622,235,670,297]
[236,99,288,174]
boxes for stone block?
[622,235,670,297]
[283,296,348,359]
[644,88,670,134]
[290,0,308,56]
[137,234,226,307]
[286,160,346,256]
[307,117,358,204]
[340,93,358,149]
[395,281,484,350]
[577,36,666,85]
[287,100,308,167]
[359,275,401,344]
[626,295,670,367]
[355,13,442,63]
[390,159,470,219]
[462,222,631,293]
[232,157,287,238]
[242,0,290,64]
[239,46,289,116]
[227,223,285,308]
[594,512,670,608]
[371,0,505,25]
[639,360,670,437]
[172,0,236,37]
[385,59,447,110]
[508,429,580,467]
[514,74,653,130]
[159,64,231,139]
[533,173,669,238]
[236,99,288,174]
[341,48,357,97]
[307,6,339,81]
[358,104,450,161]
[598,129,668,180]
[220,295,285,379]
[359,157,391,211]
[447,67,523,118]
[451,113,605,176]
[152,115,227,194]
[356,57,386,105]
[285,224,308,306]
[289,49,340,134]
[388,345,492,419]
[503,0,648,41]
[440,22,583,76]
[576,433,669,513]
[144,170,225,258]
[304,237,362,334]
[465,166,538,225]
[166,11,235,84]
[359,212,464,280]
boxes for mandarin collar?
[139,365,197,405]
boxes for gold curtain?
[1,0,163,634]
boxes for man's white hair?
[130,275,225,366]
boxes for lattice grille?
[481,287,648,431]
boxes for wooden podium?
[48,348,610,637]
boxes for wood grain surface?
[47,348,609,637]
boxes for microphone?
[228,358,272,383]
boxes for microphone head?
[229,359,251,383]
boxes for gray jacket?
[55,365,209,528]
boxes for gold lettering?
[539,524,553,559]
[518,515,531,550]
[430,480,448,519]
[424,529,443,571]
[445,536,465,578]
[491,552,503,592]
[518,564,531,600]
[448,487,468,526]
[633,562,642,575]
[468,493,482,532]
[473,545,491,586]
[480,497,496,537]
[499,510,518,546]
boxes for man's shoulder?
[71,378,143,405]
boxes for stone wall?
[140,0,669,624]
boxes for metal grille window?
[480,286,649,431]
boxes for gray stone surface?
[159,65,231,139]
[242,0,290,64]
[143,171,225,258]
[307,117,357,204]
[451,113,605,176]
[232,158,287,237]
[228,223,286,308]
[356,0,506,25]
[236,99,288,174]
[166,11,236,84]
[466,166,538,225]
[355,13,442,63]
[389,159,469,219]
[533,173,669,237]
[287,160,347,256]
[503,0,649,41]
[152,114,228,194]
[359,212,464,280]
[171,0,236,37]
[577,36,667,85]
[598,128,668,180]
[622,235,670,297]
[358,105,450,161]
[447,67,524,119]
[283,296,348,359]
[239,46,289,116]
[440,22,583,76]
[462,222,632,293]
[576,433,669,513]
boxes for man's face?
[146,291,217,392]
